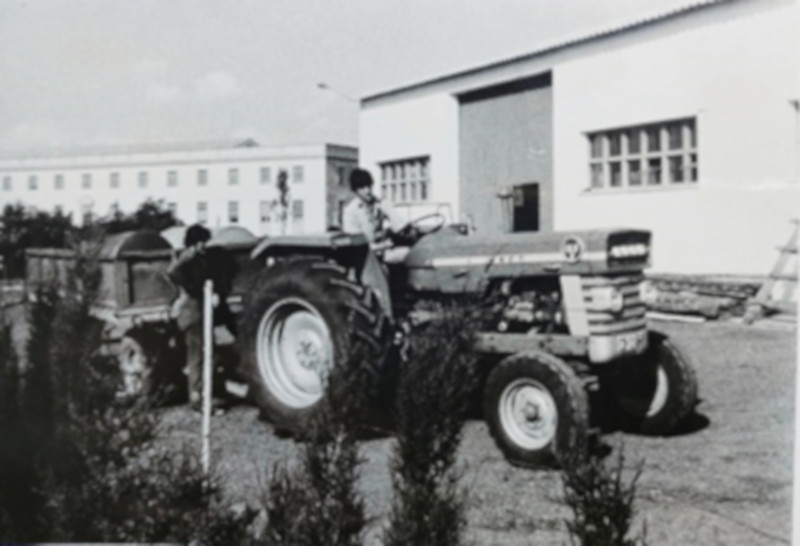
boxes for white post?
[201,279,214,477]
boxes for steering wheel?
[393,212,446,245]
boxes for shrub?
[0,234,246,544]
[259,339,371,546]
[383,303,481,546]
[561,448,647,546]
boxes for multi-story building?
[0,140,358,236]
[359,0,799,275]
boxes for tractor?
[235,213,699,468]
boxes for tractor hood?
[404,228,651,293]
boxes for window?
[259,200,271,222]
[292,165,304,183]
[167,202,177,216]
[138,171,148,188]
[379,157,430,203]
[110,172,120,188]
[54,174,64,190]
[197,201,208,223]
[228,201,239,223]
[2,176,11,191]
[167,170,178,187]
[260,167,271,184]
[197,169,207,186]
[587,118,697,190]
[338,166,347,186]
[228,168,238,186]
[28,175,38,190]
[81,203,92,225]
[82,173,92,189]
[292,200,304,220]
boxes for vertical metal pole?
[202,279,213,477]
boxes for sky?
[0,0,700,152]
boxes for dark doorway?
[513,183,539,232]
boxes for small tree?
[273,169,290,235]
[383,303,481,546]
[97,199,181,234]
[561,448,647,546]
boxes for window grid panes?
[138,171,148,188]
[587,118,697,190]
[2,176,11,191]
[28,175,37,190]
[167,170,178,187]
[110,172,120,189]
[198,169,208,186]
[82,173,92,189]
[197,202,208,224]
[55,174,64,190]
[292,166,304,183]
[228,201,239,223]
[292,200,304,219]
[228,168,239,186]
[379,156,431,204]
[260,167,271,184]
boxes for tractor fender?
[249,233,394,321]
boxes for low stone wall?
[643,274,762,319]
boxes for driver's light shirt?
[343,197,395,242]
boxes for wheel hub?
[257,297,333,409]
[499,378,557,450]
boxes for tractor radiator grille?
[582,274,646,335]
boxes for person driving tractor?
[342,168,400,251]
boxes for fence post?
[202,279,214,478]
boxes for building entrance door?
[513,183,539,232]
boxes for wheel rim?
[647,366,669,417]
[119,338,148,396]
[498,377,558,450]
[257,297,333,409]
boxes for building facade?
[359,0,800,275]
[0,141,358,237]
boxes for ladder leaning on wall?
[744,219,798,324]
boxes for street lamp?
[317,82,357,104]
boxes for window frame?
[587,118,697,191]
[379,156,431,204]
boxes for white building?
[360,0,800,275]
[0,140,358,236]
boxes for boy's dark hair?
[184,224,211,247]
[349,168,374,192]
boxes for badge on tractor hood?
[562,236,584,263]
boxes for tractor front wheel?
[608,331,698,435]
[484,352,589,468]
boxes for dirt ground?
[155,318,796,546]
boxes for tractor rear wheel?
[117,327,186,402]
[609,331,698,435]
[238,257,390,431]
[484,352,589,468]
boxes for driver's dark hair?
[184,223,211,247]
[349,168,374,192]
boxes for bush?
[0,234,245,544]
[258,339,371,546]
[383,303,481,546]
[561,448,647,546]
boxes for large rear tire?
[484,352,589,469]
[238,257,390,431]
[609,331,698,435]
[117,327,186,402]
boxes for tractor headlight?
[608,243,649,260]
[592,286,624,313]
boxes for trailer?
[25,227,261,398]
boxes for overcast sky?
[0,0,698,152]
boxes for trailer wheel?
[117,328,186,402]
[610,331,698,435]
[484,352,589,468]
[238,257,390,432]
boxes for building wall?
[360,0,799,275]
[359,94,460,212]
[552,0,799,274]
[0,144,357,238]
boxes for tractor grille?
[582,274,646,335]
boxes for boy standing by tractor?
[167,224,238,413]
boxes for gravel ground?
[156,318,796,546]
